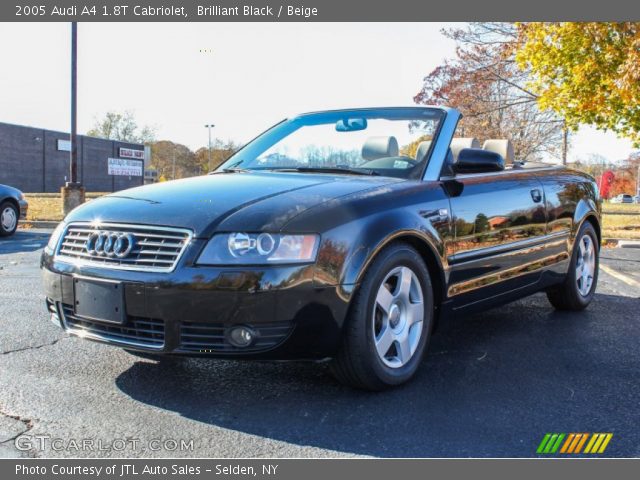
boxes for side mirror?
[454,148,504,174]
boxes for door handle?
[530,189,542,203]
[422,208,449,222]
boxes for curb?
[617,240,640,249]
[602,238,640,248]
[19,220,59,230]
[602,211,640,216]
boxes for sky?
[0,22,635,163]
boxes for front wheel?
[330,242,434,390]
[0,201,19,237]
[546,222,599,311]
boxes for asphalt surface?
[0,230,639,458]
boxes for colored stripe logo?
[537,433,613,454]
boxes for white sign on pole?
[108,158,143,176]
[57,139,71,152]
[119,147,145,160]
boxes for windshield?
[218,108,445,179]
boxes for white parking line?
[600,264,640,289]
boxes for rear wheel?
[546,222,599,311]
[0,201,19,237]
[330,242,434,390]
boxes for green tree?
[194,139,240,172]
[516,22,640,146]
[149,139,240,180]
[87,111,156,144]
[150,141,196,180]
[474,213,490,233]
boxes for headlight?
[197,233,319,265]
[46,222,66,253]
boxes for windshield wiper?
[214,159,247,173]
[269,167,379,176]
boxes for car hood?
[0,183,23,198]
[64,171,403,237]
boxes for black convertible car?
[41,107,600,390]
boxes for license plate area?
[74,277,125,324]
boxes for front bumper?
[41,245,351,360]
[19,199,28,220]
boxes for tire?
[330,242,434,390]
[0,201,19,237]
[546,221,599,311]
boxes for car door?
[443,169,548,307]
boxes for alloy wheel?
[1,207,17,232]
[576,234,596,296]
[372,266,424,368]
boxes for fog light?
[228,326,255,347]
[47,300,61,327]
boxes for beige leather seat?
[482,139,515,164]
[362,136,399,161]
[415,140,432,162]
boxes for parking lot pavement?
[0,231,639,458]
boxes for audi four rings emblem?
[85,231,136,258]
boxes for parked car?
[41,107,601,390]
[610,194,634,204]
[633,195,640,204]
[0,183,28,236]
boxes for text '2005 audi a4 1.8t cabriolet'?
[41,107,601,390]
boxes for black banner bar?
[3,459,640,480]
[4,0,640,22]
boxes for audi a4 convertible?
[42,107,600,390]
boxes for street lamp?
[205,124,215,171]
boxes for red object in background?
[597,170,615,199]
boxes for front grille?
[55,222,192,272]
[179,321,294,353]
[60,304,165,348]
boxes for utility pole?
[205,124,215,171]
[62,21,85,215]
[70,22,78,184]
[172,144,176,180]
[561,122,568,165]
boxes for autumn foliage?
[516,22,640,146]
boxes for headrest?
[362,136,399,161]
[483,139,515,164]
[415,140,432,162]
[450,138,480,162]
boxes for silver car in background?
[0,183,28,236]
[610,194,634,204]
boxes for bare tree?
[415,23,566,162]
[87,111,156,144]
